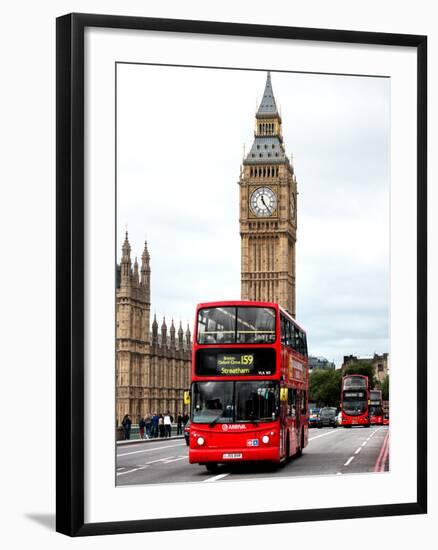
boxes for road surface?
[117,425,389,486]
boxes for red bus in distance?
[340,374,370,428]
[369,389,384,425]
[187,301,309,472]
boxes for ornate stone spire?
[178,321,184,346]
[161,317,168,346]
[152,313,158,344]
[141,240,151,300]
[185,323,191,346]
[170,319,176,347]
[133,256,139,285]
[120,231,132,286]
[244,72,288,166]
[141,240,150,272]
[256,72,279,116]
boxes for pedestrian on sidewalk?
[144,413,152,439]
[158,414,165,438]
[152,413,159,437]
[177,413,183,435]
[164,411,172,437]
[183,411,189,426]
[138,417,145,439]
[121,414,132,440]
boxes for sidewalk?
[116,423,185,444]
[117,435,184,446]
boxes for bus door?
[280,387,289,457]
[287,388,299,453]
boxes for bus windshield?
[343,377,366,390]
[197,306,276,345]
[191,381,279,424]
[342,395,367,415]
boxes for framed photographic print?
[56,13,427,536]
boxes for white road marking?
[309,429,341,442]
[163,456,187,464]
[368,427,383,440]
[117,443,185,457]
[354,447,362,455]
[203,473,230,483]
[344,456,355,466]
[361,441,368,447]
[145,456,175,465]
[117,468,140,476]
[336,472,342,475]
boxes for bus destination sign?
[217,353,254,375]
[344,391,365,398]
[195,348,276,376]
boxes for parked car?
[317,407,338,428]
[309,408,321,428]
[184,421,190,445]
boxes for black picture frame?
[56,13,427,537]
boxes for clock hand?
[261,195,272,214]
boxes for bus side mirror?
[280,388,288,402]
[183,391,191,405]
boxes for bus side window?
[299,331,305,356]
[291,323,298,352]
[287,321,293,348]
[281,316,286,345]
[301,391,307,414]
[302,333,308,357]
[288,389,296,417]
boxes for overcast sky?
[116,64,389,368]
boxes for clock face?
[250,187,277,217]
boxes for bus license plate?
[223,453,243,459]
[247,439,259,446]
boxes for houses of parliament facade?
[116,233,192,425]
[116,72,298,424]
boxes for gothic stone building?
[116,232,191,426]
[240,72,298,317]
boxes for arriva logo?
[222,424,246,431]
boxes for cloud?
[117,65,390,368]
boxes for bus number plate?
[223,453,243,459]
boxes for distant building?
[309,356,335,372]
[341,353,389,383]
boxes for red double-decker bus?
[369,389,383,425]
[340,375,370,428]
[187,300,309,472]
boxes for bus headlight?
[262,435,270,444]
[197,437,205,446]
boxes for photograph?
[115,65,391,486]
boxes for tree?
[343,361,377,389]
[309,369,343,408]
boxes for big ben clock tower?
[240,72,298,317]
